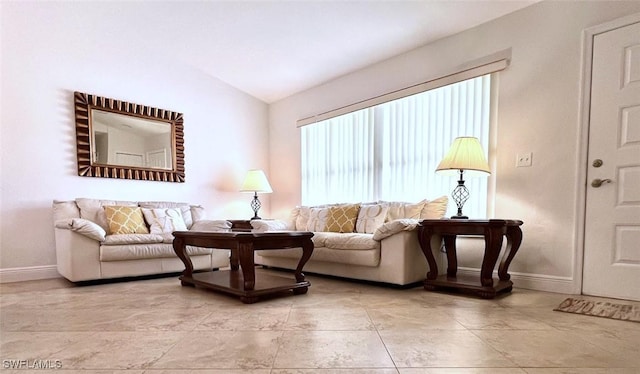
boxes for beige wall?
[0,3,269,276]
[268,1,640,293]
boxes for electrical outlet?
[516,152,533,167]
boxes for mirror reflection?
[91,109,173,170]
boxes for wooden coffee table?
[172,230,314,303]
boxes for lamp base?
[450,214,469,219]
[250,216,261,220]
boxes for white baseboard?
[457,267,576,294]
[0,265,61,283]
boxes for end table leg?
[443,235,458,278]
[498,226,523,281]
[418,225,438,280]
[480,226,503,287]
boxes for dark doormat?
[554,297,640,323]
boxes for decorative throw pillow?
[104,206,149,235]
[355,204,389,234]
[295,206,311,231]
[420,196,449,219]
[325,204,361,233]
[306,207,331,232]
[383,200,426,221]
[138,201,194,229]
[141,207,187,234]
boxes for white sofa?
[252,197,448,286]
[52,198,231,282]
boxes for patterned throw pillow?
[141,208,188,234]
[104,206,149,235]
[306,207,331,231]
[325,204,361,233]
[355,204,389,234]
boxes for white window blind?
[301,74,493,218]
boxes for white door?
[583,20,640,301]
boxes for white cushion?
[70,218,107,241]
[190,220,232,232]
[382,200,426,221]
[295,206,311,231]
[100,243,212,261]
[102,234,165,245]
[355,204,389,234]
[138,201,194,228]
[420,196,449,219]
[250,219,292,232]
[324,233,379,250]
[306,207,331,231]
[141,207,188,234]
[372,219,420,241]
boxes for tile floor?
[1,268,639,373]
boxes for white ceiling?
[78,1,539,103]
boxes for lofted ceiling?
[57,1,539,103]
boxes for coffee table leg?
[172,237,194,287]
[295,238,314,283]
[230,247,239,271]
[238,242,255,290]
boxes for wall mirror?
[74,92,185,182]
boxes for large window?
[301,74,493,218]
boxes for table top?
[172,230,314,239]
[420,219,523,227]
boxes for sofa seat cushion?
[259,246,380,267]
[100,243,212,261]
[103,234,165,245]
[323,232,379,250]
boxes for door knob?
[591,178,612,188]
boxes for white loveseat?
[52,198,231,282]
[252,197,448,286]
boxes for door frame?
[574,12,640,295]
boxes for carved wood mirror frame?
[74,91,185,182]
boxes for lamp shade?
[436,137,491,176]
[240,169,273,193]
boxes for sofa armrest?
[250,219,293,232]
[55,218,106,241]
[54,226,102,282]
[372,219,420,241]
[189,219,231,232]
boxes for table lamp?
[240,169,273,220]
[436,137,490,219]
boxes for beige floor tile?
[518,306,640,333]
[271,370,399,374]
[1,306,211,331]
[273,330,394,368]
[142,370,271,373]
[379,329,515,368]
[441,306,555,330]
[368,305,466,331]
[0,332,92,360]
[473,330,637,368]
[285,306,375,330]
[398,369,526,373]
[149,331,283,369]
[523,370,640,374]
[51,331,186,370]
[195,306,291,330]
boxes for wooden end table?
[417,219,523,299]
[172,231,314,303]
